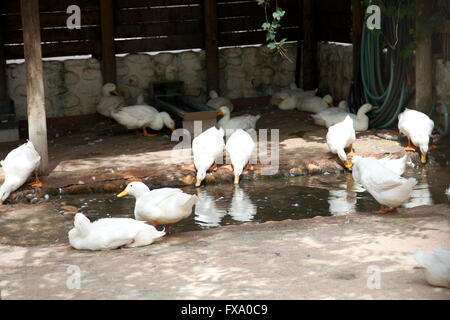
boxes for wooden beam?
[0,10,7,100]
[295,0,303,88]
[351,0,363,75]
[415,0,432,114]
[99,0,116,84]
[203,0,220,94]
[302,0,318,90]
[20,0,49,175]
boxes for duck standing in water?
[117,181,198,233]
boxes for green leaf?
[266,32,276,41]
[267,42,277,50]
[262,22,271,30]
[272,8,285,20]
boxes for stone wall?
[317,42,353,102]
[5,44,301,120]
[3,42,398,120]
[435,59,450,110]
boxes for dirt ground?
[0,203,448,299]
[0,103,449,300]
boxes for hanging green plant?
[257,0,292,62]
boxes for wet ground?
[0,165,448,247]
[0,102,449,299]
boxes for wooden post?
[100,0,116,84]
[0,12,7,101]
[351,0,363,75]
[294,0,303,88]
[203,0,220,94]
[302,0,318,90]
[415,0,432,114]
[21,0,49,175]
[0,7,13,118]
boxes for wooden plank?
[316,0,351,14]
[20,0,49,175]
[4,26,101,45]
[217,0,299,18]
[5,40,99,59]
[204,0,220,94]
[115,0,201,9]
[115,20,202,38]
[4,10,100,30]
[114,34,203,54]
[218,28,298,47]
[218,13,299,33]
[100,0,116,84]
[3,0,98,14]
[115,6,202,24]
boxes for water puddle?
[0,166,448,246]
[53,166,450,233]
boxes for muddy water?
[0,165,448,246]
[53,165,450,235]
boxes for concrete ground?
[0,103,449,299]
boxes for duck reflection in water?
[328,174,356,216]
[228,186,257,222]
[194,189,227,227]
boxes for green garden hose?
[359,0,411,129]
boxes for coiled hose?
[349,0,449,135]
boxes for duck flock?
[0,82,448,289]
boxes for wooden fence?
[1,0,352,60]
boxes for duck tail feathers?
[414,249,437,269]
[74,213,90,237]
[183,195,198,210]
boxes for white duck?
[398,108,434,163]
[276,88,318,110]
[225,129,256,184]
[296,94,334,114]
[0,141,41,204]
[68,213,165,251]
[206,90,234,112]
[192,126,225,187]
[351,155,417,213]
[326,115,356,169]
[377,154,408,176]
[117,181,198,233]
[217,106,261,136]
[271,83,307,105]
[312,100,349,126]
[414,248,450,288]
[96,83,126,118]
[323,103,376,131]
[111,104,175,136]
